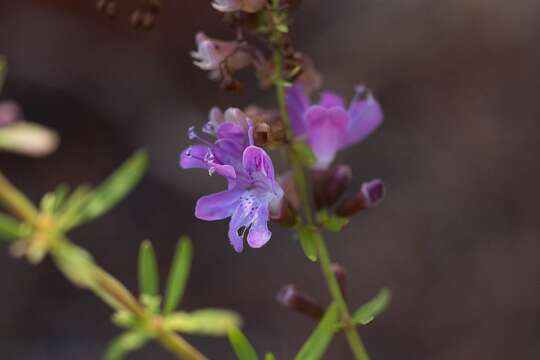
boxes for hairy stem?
[273,52,370,360]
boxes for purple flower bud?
[276,284,324,320]
[335,179,385,217]
[313,165,352,209]
[361,179,385,206]
[212,0,266,13]
[0,122,59,157]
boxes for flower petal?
[179,144,210,169]
[319,91,345,109]
[242,145,275,181]
[216,122,245,146]
[344,85,383,147]
[195,190,241,221]
[305,106,349,169]
[286,84,310,135]
[227,192,261,252]
[247,203,271,248]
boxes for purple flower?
[286,84,383,169]
[180,108,283,252]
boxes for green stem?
[273,52,370,360]
[0,172,207,360]
[51,240,208,360]
[0,171,38,223]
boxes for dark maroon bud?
[222,77,242,92]
[276,285,324,320]
[335,179,385,217]
[96,0,107,13]
[313,165,352,209]
[331,263,347,300]
[130,10,143,29]
[141,12,155,29]
[147,0,162,14]
[105,1,118,18]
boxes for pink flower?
[287,84,383,169]
[191,32,251,80]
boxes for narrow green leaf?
[297,226,319,262]
[138,240,159,296]
[104,330,148,360]
[317,211,349,232]
[295,302,340,360]
[56,185,94,229]
[52,183,69,212]
[0,212,26,241]
[40,192,56,215]
[352,287,392,325]
[77,150,148,226]
[163,308,242,336]
[264,353,277,360]
[292,140,317,167]
[163,236,192,314]
[228,327,259,360]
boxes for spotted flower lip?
[211,0,266,13]
[286,84,383,169]
[180,108,283,252]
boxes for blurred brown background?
[1,0,540,359]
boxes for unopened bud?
[130,10,144,29]
[105,1,118,17]
[276,284,324,320]
[96,0,118,18]
[335,179,385,217]
[147,0,161,14]
[0,122,59,157]
[313,165,352,209]
[253,122,270,146]
[141,12,155,29]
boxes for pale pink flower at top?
[191,32,251,80]
[212,0,266,13]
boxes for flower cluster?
[181,0,386,254]
[180,108,283,252]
